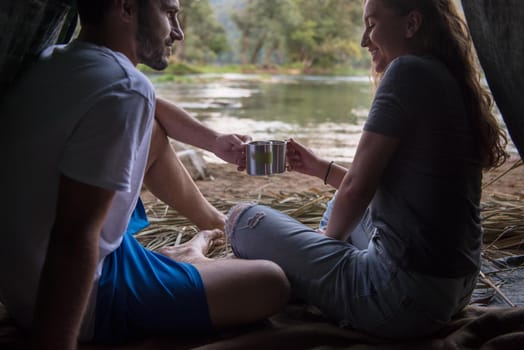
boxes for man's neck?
[78,25,138,66]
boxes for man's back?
[0,40,155,330]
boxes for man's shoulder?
[42,41,154,98]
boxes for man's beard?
[136,10,171,70]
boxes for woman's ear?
[405,10,423,38]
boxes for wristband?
[323,161,334,185]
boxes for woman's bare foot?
[157,229,225,264]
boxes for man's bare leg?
[197,258,290,328]
[145,121,289,327]
[144,120,225,230]
[157,229,225,264]
[157,228,291,328]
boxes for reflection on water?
[154,74,374,163]
[154,73,519,163]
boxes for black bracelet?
[323,161,334,185]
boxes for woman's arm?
[285,138,348,188]
[325,131,399,241]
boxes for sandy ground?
[193,157,524,203]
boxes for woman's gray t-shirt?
[364,55,482,278]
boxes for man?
[0,1,290,349]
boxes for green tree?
[232,0,300,65]
[287,0,364,71]
[231,0,365,71]
[176,0,229,64]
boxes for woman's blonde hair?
[372,0,508,169]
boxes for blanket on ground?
[3,304,520,350]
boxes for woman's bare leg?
[144,120,225,230]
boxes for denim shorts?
[92,199,213,344]
[319,191,370,249]
[226,203,477,339]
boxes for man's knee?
[254,259,291,307]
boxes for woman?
[226,0,507,339]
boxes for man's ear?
[405,10,423,38]
[116,0,136,23]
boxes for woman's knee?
[225,202,258,233]
[225,202,263,256]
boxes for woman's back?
[365,55,483,278]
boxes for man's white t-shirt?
[0,40,155,334]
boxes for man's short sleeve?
[59,90,154,192]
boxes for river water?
[153,73,517,164]
[153,73,374,163]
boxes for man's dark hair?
[75,0,113,25]
[75,0,151,26]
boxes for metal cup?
[246,141,273,176]
[270,140,287,173]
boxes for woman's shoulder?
[382,55,450,89]
[386,54,436,72]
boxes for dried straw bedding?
[1,162,524,349]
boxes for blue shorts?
[93,199,213,344]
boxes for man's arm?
[155,97,219,151]
[155,97,250,168]
[31,175,115,350]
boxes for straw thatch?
[137,160,524,306]
[138,166,524,259]
[481,159,524,260]
[138,188,335,258]
[139,189,524,256]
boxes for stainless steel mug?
[270,140,287,173]
[246,141,273,176]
